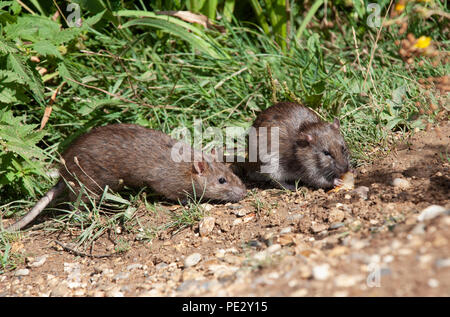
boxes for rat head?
[191,154,246,203]
[294,119,350,189]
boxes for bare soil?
[1,121,449,297]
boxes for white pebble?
[418,205,447,222]
[392,178,410,189]
[15,269,30,277]
[428,278,439,288]
[312,264,330,281]
[199,216,215,236]
[184,253,202,268]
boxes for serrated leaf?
[33,40,62,58]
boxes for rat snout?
[231,186,247,202]
[336,163,350,176]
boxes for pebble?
[14,269,30,277]
[311,222,328,233]
[435,258,450,269]
[266,244,281,254]
[199,216,216,236]
[242,213,255,223]
[280,227,292,234]
[352,186,369,200]
[392,178,411,189]
[428,278,439,288]
[334,274,364,287]
[411,223,426,235]
[113,272,130,281]
[286,213,304,223]
[127,263,144,271]
[312,264,330,281]
[184,253,202,268]
[201,203,214,212]
[227,204,243,210]
[418,205,447,222]
[329,222,345,230]
[328,209,345,223]
[26,255,48,268]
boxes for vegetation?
[0,0,448,272]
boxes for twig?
[16,0,35,15]
[54,240,116,258]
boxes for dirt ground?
[1,121,449,297]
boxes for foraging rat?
[244,102,350,190]
[6,124,246,231]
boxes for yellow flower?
[395,3,406,11]
[414,36,432,49]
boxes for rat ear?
[193,161,208,175]
[296,133,313,147]
[331,118,340,130]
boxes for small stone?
[312,264,330,281]
[184,253,202,268]
[311,222,328,233]
[411,223,426,235]
[329,222,345,230]
[428,278,439,288]
[352,186,369,200]
[201,203,214,212]
[26,255,48,268]
[383,255,394,263]
[267,244,281,254]
[392,178,411,189]
[280,227,292,234]
[418,205,447,222]
[435,258,450,269]
[277,233,296,246]
[334,274,364,287]
[328,209,345,223]
[232,218,242,226]
[286,214,304,223]
[15,269,30,277]
[242,213,255,223]
[199,216,215,236]
[112,272,129,281]
[127,263,144,271]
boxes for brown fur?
[60,124,246,202]
[244,102,350,190]
[7,124,246,231]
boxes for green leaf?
[33,40,62,58]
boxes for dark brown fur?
[245,102,350,190]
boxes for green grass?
[0,0,448,271]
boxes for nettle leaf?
[0,39,17,54]
[7,53,45,106]
[33,40,62,58]
[4,15,60,42]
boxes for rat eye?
[323,150,332,157]
[218,177,227,184]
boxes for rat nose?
[338,163,349,175]
[232,186,247,201]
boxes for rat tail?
[5,180,66,232]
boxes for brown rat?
[6,124,246,231]
[243,102,350,190]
